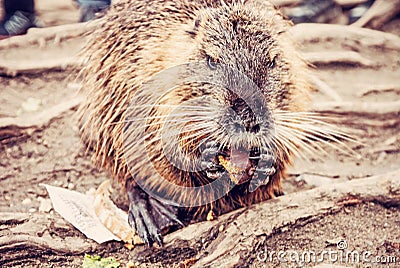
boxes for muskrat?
[78,0,346,246]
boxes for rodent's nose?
[232,98,260,133]
[250,123,260,133]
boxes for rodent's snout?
[198,93,277,189]
[231,98,260,134]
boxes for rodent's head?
[131,3,310,190]
[187,3,301,110]
[160,4,307,187]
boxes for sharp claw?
[155,233,164,247]
[203,147,219,158]
[128,203,153,246]
[255,166,276,176]
[126,183,185,247]
[143,234,152,247]
[128,209,136,229]
[249,175,270,192]
[206,170,224,179]
[149,198,185,227]
[260,153,274,161]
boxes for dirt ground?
[0,1,399,267]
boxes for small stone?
[28,208,36,213]
[219,225,225,232]
[124,243,135,250]
[384,136,397,146]
[22,198,32,205]
[38,197,53,213]
[21,97,41,112]
[206,210,215,221]
[126,261,135,268]
[86,188,96,196]
[383,222,389,228]
[67,183,75,190]
[27,188,36,194]
[376,152,387,164]
[27,158,36,164]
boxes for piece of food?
[218,155,244,184]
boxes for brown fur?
[78,0,317,221]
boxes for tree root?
[291,23,400,51]
[352,0,400,29]
[0,21,100,50]
[270,0,302,6]
[358,85,400,97]
[304,51,376,67]
[0,95,83,144]
[334,0,369,7]
[313,100,400,115]
[0,213,98,266]
[0,57,83,77]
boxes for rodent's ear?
[186,17,201,38]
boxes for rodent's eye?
[269,57,276,69]
[207,56,217,70]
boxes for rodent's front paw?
[128,196,163,247]
[126,184,183,247]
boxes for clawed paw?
[126,185,183,246]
